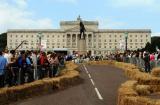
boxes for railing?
[122,57,160,71]
[0,63,65,88]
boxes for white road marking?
[95,88,103,100]
[90,79,95,86]
[88,74,91,78]
[83,65,103,101]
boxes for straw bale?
[0,62,80,105]
[135,85,151,95]
[151,68,160,77]
[155,100,160,105]
[149,85,160,93]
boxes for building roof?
[60,20,99,26]
[7,29,64,33]
[98,29,151,33]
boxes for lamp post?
[14,40,27,51]
[37,32,43,51]
[124,32,128,51]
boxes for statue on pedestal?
[78,16,86,40]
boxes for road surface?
[12,65,128,105]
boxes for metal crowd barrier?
[123,57,160,71]
[0,63,65,88]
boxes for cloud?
[0,0,53,34]
[111,0,160,9]
[95,17,127,29]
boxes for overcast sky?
[0,0,160,36]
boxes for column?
[71,34,72,48]
[76,34,78,50]
[86,34,88,48]
[91,34,94,56]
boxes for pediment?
[65,26,96,32]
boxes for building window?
[135,39,137,42]
[109,40,111,42]
[52,35,54,38]
[115,40,117,42]
[115,35,117,37]
[104,40,106,42]
[67,34,70,38]
[130,39,132,42]
[26,35,28,38]
[47,35,49,38]
[16,35,17,37]
[141,35,142,37]
[130,35,132,37]
[99,35,101,37]
[146,35,148,37]
[141,39,143,42]
[10,35,12,38]
[109,46,111,48]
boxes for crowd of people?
[108,50,160,73]
[1,48,160,88]
[0,49,65,88]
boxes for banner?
[119,39,125,50]
[41,39,47,50]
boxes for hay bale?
[118,81,138,105]
[151,68,160,77]
[135,85,151,95]
[0,62,80,105]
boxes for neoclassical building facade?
[7,18,151,55]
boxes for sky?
[0,0,160,36]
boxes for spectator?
[143,52,151,73]
[0,50,8,87]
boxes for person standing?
[0,50,8,88]
[143,52,151,73]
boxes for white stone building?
[7,18,151,56]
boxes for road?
[13,65,128,105]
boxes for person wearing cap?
[0,50,8,87]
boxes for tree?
[0,33,7,51]
[144,42,152,52]
[142,36,160,53]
